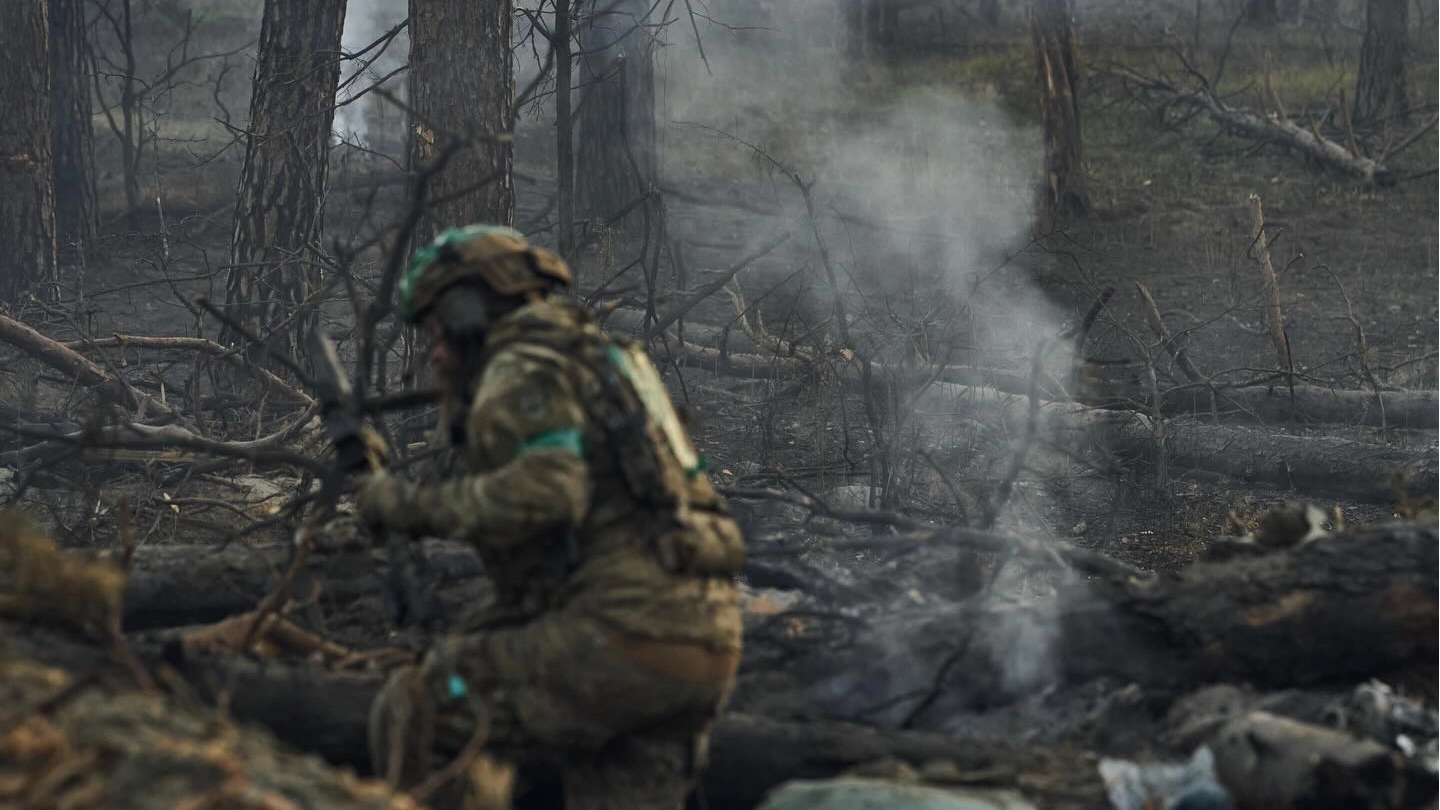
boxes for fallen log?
[0,312,173,418]
[1091,414,1437,502]
[117,521,1438,730]
[641,314,1435,429]
[748,521,1437,727]
[1081,376,1438,430]
[917,383,1438,502]
[7,625,1108,810]
[1195,91,1393,184]
[119,539,486,630]
[1114,65,1393,184]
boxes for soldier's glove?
[356,469,418,535]
[357,425,391,470]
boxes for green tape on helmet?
[399,224,528,321]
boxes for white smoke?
[333,0,407,149]
[656,0,1075,693]
[657,0,1062,369]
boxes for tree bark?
[1246,0,1280,25]
[1030,0,1088,221]
[1353,0,1409,127]
[223,0,347,367]
[1087,412,1436,502]
[575,0,657,236]
[49,0,97,253]
[0,0,58,304]
[979,0,1001,27]
[555,0,575,257]
[119,540,486,630]
[843,0,866,58]
[409,0,514,241]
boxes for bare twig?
[0,312,172,418]
[1134,281,1204,383]
[1247,194,1291,382]
[643,232,790,339]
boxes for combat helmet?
[398,224,572,323]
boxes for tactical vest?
[478,300,745,581]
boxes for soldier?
[357,224,744,810]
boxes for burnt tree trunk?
[750,522,1437,726]
[0,0,58,304]
[224,0,347,366]
[575,0,656,238]
[409,0,514,241]
[843,0,865,58]
[49,0,96,253]
[1246,0,1280,25]
[1353,0,1409,127]
[555,0,575,256]
[979,0,1002,26]
[1030,0,1088,221]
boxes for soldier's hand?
[356,469,415,534]
[358,425,391,470]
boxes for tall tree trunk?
[575,0,656,236]
[223,0,347,366]
[1030,0,1088,221]
[1353,0,1409,127]
[409,0,514,244]
[0,0,58,304]
[1246,0,1279,25]
[979,0,1001,27]
[843,0,865,58]
[555,0,575,257]
[49,0,96,254]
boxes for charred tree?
[979,0,1002,27]
[843,0,866,58]
[49,0,97,252]
[409,0,514,241]
[555,0,575,256]
[224,0,347,366]
[1030,0,1088,220]
[1245,0,1279,26]
[575,0,657,237]
[1353,0,1410,127]
[0,0,58,304]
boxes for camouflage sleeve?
[407,347,591,550]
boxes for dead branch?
[1113,62,1394,184]
[642,231,791,339]
[1134,281,1203,383]
[0,313,172,419]
[64,334,314,406]
[1248,194,1291,378]
[1201,92,1394,184]
[0,412,322,471]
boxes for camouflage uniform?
[361,229,744,810]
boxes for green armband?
[518,427,585,459]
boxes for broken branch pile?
[0,657,418,810]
